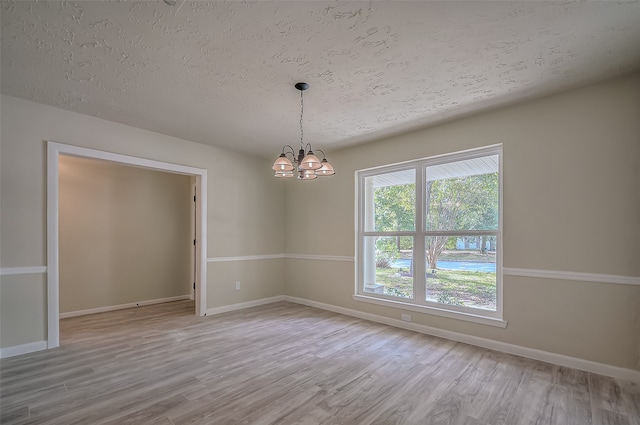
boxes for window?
[355,145,504,327]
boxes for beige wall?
[0,94,286,348]
[284,73,640,370]
[1,74,638,373]
[58,156,192,313]
[207,260,284,308]
[0,274,47,347]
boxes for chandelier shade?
[272,153,294,171]
[272,82,335,180]
[275,170,295,178]
[316,158,335,176]
[300,170,318,180]
[300,151,322,170]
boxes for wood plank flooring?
[1,300,639,425]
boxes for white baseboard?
[283,295,640,383]
[205,295,285,316]
[59,295,191,319]
[0,340,48,359]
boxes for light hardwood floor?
[1,300,639,425]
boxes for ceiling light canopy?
[272,83,335,180]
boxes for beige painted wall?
[0,274,47,347]
[1,74,638,373]
[0,94,286,348]
[58,155,192,313]
[284,73,640,370]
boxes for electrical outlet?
[401,313,412,322]
[235,281,241,291]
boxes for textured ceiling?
[2,1,640,159]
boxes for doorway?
[58,155,193,317]
[47,142,208,349]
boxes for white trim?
[51,143,207,176]
[59,295,191,319]
[354,145,504,323]
[205,296,285,316]
[284,296,640,383]
[497,147,504,317]
[284,254,354,262]
[504,268,640,286]
[2,263,637,288]
[47,142,60,348]
[0,266,47,276]
[353,294,507,328]
[356,143,504,174]
[195,173,208,317]
[0,341,48,359]
[207,254,285,262]
[206,253,640,286]
[47,141,208,350]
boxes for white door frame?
[47,141,208,349]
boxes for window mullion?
[414,165,426,302]
[424,230,499,236]
[362,231,416,237]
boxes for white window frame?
[353,145,506,328]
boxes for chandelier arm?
[282,145,296,156]
[280,145,298,164]
[314,149,327,160]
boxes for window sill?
[352,294,508,328]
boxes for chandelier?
[272,82,335,179]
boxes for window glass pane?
[425,155,498,231]
[425,235,497,310]
[363,236,414,299]
[364,169,415,232]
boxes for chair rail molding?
[503,267,640,286]
[0,266,48,276]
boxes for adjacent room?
[1,1,639,424]
[58,155,195,318]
